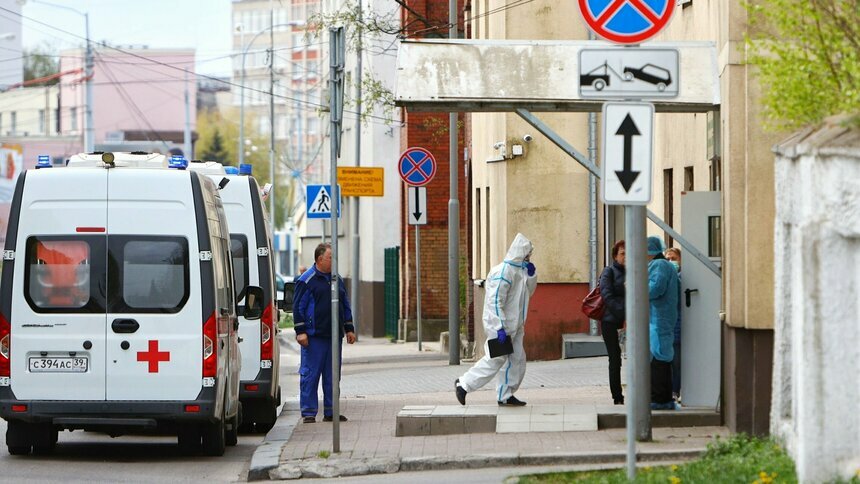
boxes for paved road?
[0,345,298,484]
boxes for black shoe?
[302,416,316,423]
[323,415,348,422]
[614,398,624,405]
[455,379,467,406]
[498,396,527,406]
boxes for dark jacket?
[293,265,354,338]
[599,261,626,325]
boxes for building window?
[38,109,45,133]
[70,107,78,131]
[663,168,673,247]
[276,115,288,139]
[684,166,694,191]
[709,156,721,191]
[292,3,303,21]
[485,187,490,274]
[0,113,3,134]
[10,111,16,133]
[475,187,482,278]
[708,216,722,258]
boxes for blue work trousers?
[299,335,343,417]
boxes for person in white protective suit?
[455,233,537,406]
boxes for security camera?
[523,134,534,143]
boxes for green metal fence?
[383,246,400,339]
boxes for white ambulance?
[0,152,262,456]
[188,161,280,432]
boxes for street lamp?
[237,19,307,227]
[21,0,93,152]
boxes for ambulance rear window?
[24,236,105,312]
[109,236,189,313]
[230,234,248,299]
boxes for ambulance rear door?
[104,169,202,401]
[9,169,109,401]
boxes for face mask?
[670,261,680,272]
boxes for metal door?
[679,191,722,407]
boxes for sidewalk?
[251,335,728,480]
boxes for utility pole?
[183,70,192,159]
[328,26,345,454]
[447,0,460,365]
[84,12,94,152]
[238,24,245,167]
[269,0,276,227]
[351,0,363,338]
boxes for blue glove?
[497,328,508,344]
[526,262,536,277]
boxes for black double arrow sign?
[614,113,641,193]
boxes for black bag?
[488,336,514,358]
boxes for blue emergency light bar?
[239,163,253,175]
[169,155,188,170]
[224,166,240,175]
[36,155,52,169]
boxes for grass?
[516,434,814,484]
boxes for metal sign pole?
[625,204,651,479]
[416,225,422,351]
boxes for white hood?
[504,233,533,264]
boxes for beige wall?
[470,0,783,329]
[470,1,594,283]
[652,0,782,330]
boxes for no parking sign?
[578,0,675,44]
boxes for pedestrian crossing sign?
[306,184,340,219]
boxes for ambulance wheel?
[255,403,277,433]
[226,406,240,447]
[177,425,201,455]
[6,421,32,455]
[7,445,30,455]
[202,416,226,456]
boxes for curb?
[266,448,706,480]
[247,398,301,481]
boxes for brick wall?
[399,0,469,325]
[400,111,468,321]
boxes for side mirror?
[282,281,295,313]
[242,285,264,320]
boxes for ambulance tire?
[177,425,202,455]
[256,403,277,433]
[6,421,32,455]
[226,404,240,446]
[202,415,226,456]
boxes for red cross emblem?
[137,340,170,373]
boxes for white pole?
[84,12,94,152]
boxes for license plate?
[29,357,88,373]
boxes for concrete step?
[395,404,719,437]
[562,333,608,359]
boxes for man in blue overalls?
[293,243,356,423]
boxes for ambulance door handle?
[684,288,699,308]
[111,319,140,333]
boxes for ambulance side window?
[24,236,106,312]
[108,236,189,313]
[230,234,248,301]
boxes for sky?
[16,0,233,77]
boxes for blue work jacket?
[293,265,354,338]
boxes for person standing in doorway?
[646,236,679,410]
[293,243,356,423]
[600,240,626,405]
[455,233,537,406]
[665,247,683,403]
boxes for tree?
[745,0,860,130]
[23,47,59,84]
[199,128,228,163]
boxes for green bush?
[517,434,804,483]
[278,311,294,329]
